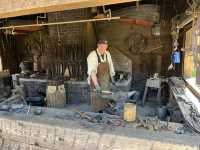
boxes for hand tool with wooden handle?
[93,89,113,95]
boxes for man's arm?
[90,71,99,88]
[107,52,115,81]
[87,52,100,88]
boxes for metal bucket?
[123,103,136,122]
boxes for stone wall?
[0,109,198,150]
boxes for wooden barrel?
[46,80,66,108]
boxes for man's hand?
[95,84,102,93]
[168,63,174,70]
[111,76,115,83]
[111,76,116,86]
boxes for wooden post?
[196,65,200,84]
[156,55,162,74]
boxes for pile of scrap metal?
[0,84,26,106]
[0,72,27,113]
[0,73,12,100]
[0,83,27,113]
[136,116,169,131]
[74,111,124,127]
[0,73,26,110]
[169,77,200,133]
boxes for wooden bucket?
[46,80,66,108]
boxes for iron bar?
[0,17,120,30]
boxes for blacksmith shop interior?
[0,0,200,149]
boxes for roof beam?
[0,0,139,19]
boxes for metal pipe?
[177,16,193,29]
[0,17,120,30]
[103,6,112,18]
[37,13,47,24]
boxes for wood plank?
[0,0,139,19]
[185,78,200,100]
[183,28,194,78]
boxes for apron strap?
[95,50,108,63]
[105,53,108,62]
[95,50,101,64]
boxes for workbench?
[168,77,200,133]
[14,77,91,104]
[142,77,168,105]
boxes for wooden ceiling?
[0,0,139,19]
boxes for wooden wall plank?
[184,28,194,78]
[0,0,138,19]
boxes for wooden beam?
[0,0,139,19]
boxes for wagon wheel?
[125,33,147,54]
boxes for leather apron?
[90,50,110,112]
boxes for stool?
[142,78,162,105]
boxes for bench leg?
[156,87,162,105]
[142,87,148,106]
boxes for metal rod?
[177,16,193,29]
[0,17,121,30]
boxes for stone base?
[0,107,198,150]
